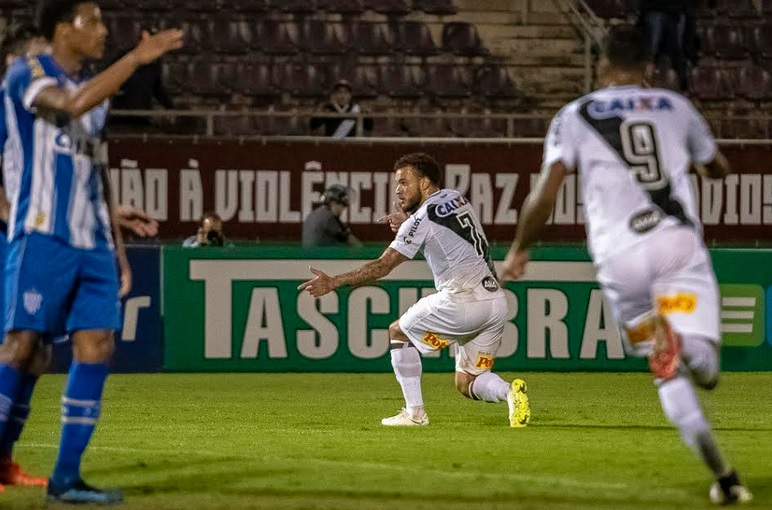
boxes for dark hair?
[602,24,647,70]
[36,0,85,41]
[393,152,442,186]
[0,23,40,65]
[322,184,350,206]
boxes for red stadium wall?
[107,139,772,243]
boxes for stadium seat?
[317,0,365,14]
[441,22,487,56]
[187,60,222,97]
[328,63,380,98]
[106,16,143,53]
[184,0,219,11]
[210,17,251,54]
[735,65,772,101]
[379,64,424,98]
[263,109,307,136]
[371,112,410,137]
[303,20,348,54]
[213,112,256,136]
[136,0,171,10]
[362,0,411,16]
[347,22,394,55]
[650,63,680,91]
[235,62,276,98]
[748,24,772,60]
[273,62,327,98]
[395,21,439,56]
[474,65,518,99]
[273,0,317,14]
[449,106,507,138]
[161,59,188,95]
[231,0,269,12]
[425,64,471,98]
[712,0,759,18]
[704,24,747,60]
[689,67,733,101]
[413,0,458,16]
[256,20,300,55]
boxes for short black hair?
[36,0,87,41]
[602,24,647,70]
[0,23,40,65]
[393,152,442,186]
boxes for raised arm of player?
[32,29,183,117]
[500,162,567,281]
[298,247,407,297]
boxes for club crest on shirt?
[23,289,43,315]
[28,57,45,79]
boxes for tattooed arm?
[298,248,407,298]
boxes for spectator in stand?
[110,28,174,130]
[183,212,230,248]
[637,0,690,92]
[302,185,361,248]
[310,79,373,138]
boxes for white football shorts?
[398,284,508,376]
[596,225,721,349]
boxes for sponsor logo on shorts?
[656,292,697,314]
[629,209,662,234]
[23,289,43,315]
[421,332,449,350]
[475,353,495,369]
[482,276,499,292]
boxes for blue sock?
[0,373,38,460]
[0,363,23,445]
[51,362,108,486]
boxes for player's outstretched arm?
[116,204,159,237]
[32,29,183,118]
[298,247,407,297]
[694,150,731,180]
[500,161,567,281]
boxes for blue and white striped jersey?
[2,54,112,250]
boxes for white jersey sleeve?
[389,213,430,259]
[542,104,579,172]
[685,100,717,164]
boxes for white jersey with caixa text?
[543,85,716,265]
[390,189,499,295]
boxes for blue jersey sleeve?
[6,57,57,112]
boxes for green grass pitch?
[3,372,770,509]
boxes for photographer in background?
[303,185,361,249]
[183,211,228,248]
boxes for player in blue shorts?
[0,22,52,491]
[0,0,181,504]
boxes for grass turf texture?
[2,372,769,509]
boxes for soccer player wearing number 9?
[500,25,751,505]
[299,153,530,428]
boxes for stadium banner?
[162,245,772,373]
[50,244,163,373]
[107,139,772,244]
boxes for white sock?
[658,376,728,476]
[469,371,510,403]
[390,342,424,415]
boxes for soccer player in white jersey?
[0,0,181,504]
[500,25,751,505]
[299,153,531,427]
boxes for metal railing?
[553,0,607,93]
[107,109,772,143]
